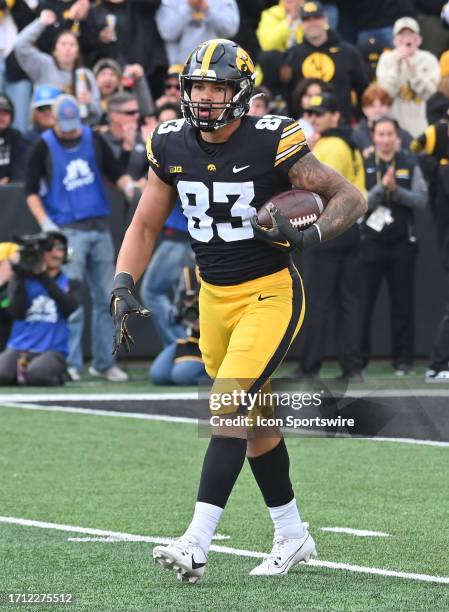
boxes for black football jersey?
[147,115,310,285]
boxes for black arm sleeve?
[7,274,29,319]
[37,275,81,318]
[94,132,126,183]
[25,138,49,195]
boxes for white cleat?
[250,526,317,576]
[153,537,207,584]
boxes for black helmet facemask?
[180,40,256,132]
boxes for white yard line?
[1,388,449,402]
[2,402,198,425]
[3,402,449,448]
[68,533,231,543]
[68,537,127,543]
[0,393,197,401]
[320,527,390,537]
[1,516,448,585]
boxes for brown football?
[257,189,327,230]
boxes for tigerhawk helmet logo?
[236,47,255,74]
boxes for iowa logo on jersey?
[207,163,217,172]
[236,47,255,75]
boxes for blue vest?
[165,199,188,233]
[42,127,110,226]
[8,274,70,356]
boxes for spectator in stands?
[233,0,266,59]
[0,242,19,351]
[419,0,449,58]
[156,0,240,66]
[101,92,147,187]
[0,232,80,386]
[23,85,62,156]
[154,65,182,110]
[93,59,154,125]
[412,118,449,381]
[359,116,427,375]
[426,49,449,124]
[25,95,139,382]
[352,0,415,48]
[0,0,35,133]
[0,94,24,183]
[290,77,327,138]
[91,0,168,100]
[353,83,413,155]
[376,17,440,138]
[256,1,304,114]
[286,1,368,123]
[140,200,193,348]
[140,102,182,144]
[295,93,366,382]
[14,10,101,125]
[156,102,181,123]
[150,266,208,386]
[291,77,326,118]
[94,58,123,125]
[139,108,193,349]
[357,35,386,82]
[257,0,303,52]
[248,86,271,116]
[26,0,98,59]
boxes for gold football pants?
[199,265,305,416]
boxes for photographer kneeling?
[0,232,80,386]
[149,267,209,386]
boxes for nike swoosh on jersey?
[258,294,276,301]
[272,240,291,248]
[233,164,250,173]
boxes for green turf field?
[1,404,448,611]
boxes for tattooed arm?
[288,152,367,242]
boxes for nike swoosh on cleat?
[191,555,206,570]
[258,294,276,301]
[233,164,250,173]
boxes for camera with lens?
[13,232,68,275]
[171,267,200,326]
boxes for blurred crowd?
[1,0,449,384]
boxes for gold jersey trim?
[274,122,307,167]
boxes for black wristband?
[113,271,135,291]
[302,224,322,250]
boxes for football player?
[111,39,367,583]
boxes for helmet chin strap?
[212,85,249,129]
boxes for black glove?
[110,272,150,354]
[250,203,321,252]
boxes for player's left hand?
[250,204,305,252]
[110,272,150,354]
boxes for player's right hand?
[250,205,303,252]
[110,272,150,354]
